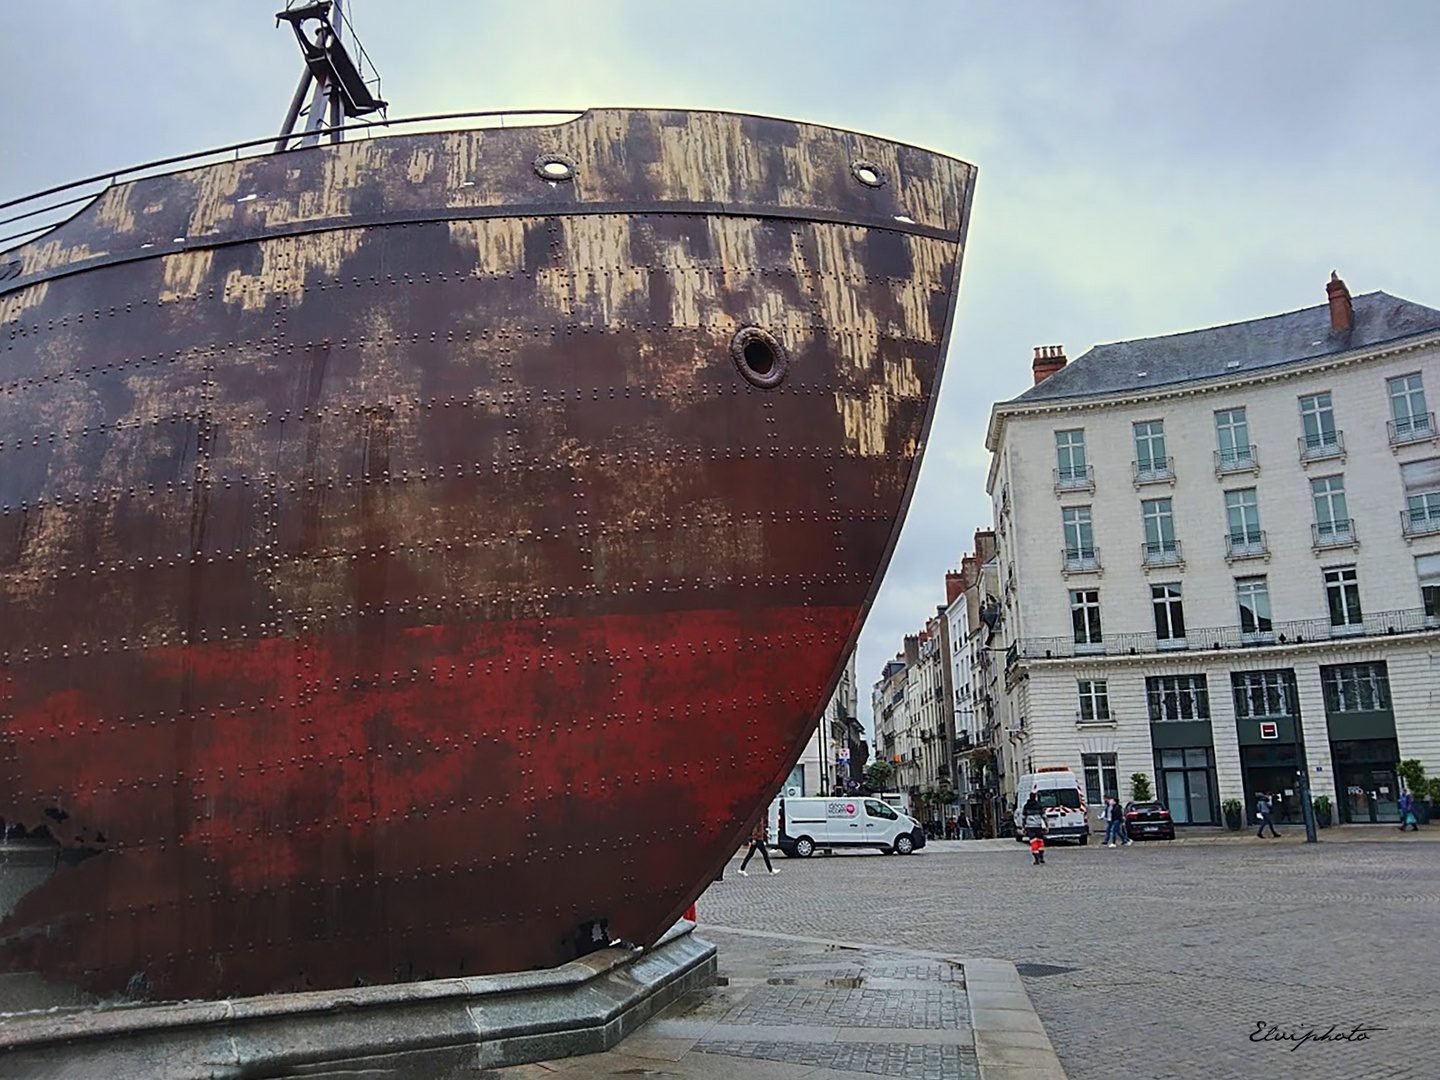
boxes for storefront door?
[1337,764,1401,823]
[1239,746,1305,825]
[1158,748,1217,824]
[1330,738,1401,824]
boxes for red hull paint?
[2,604,855,995]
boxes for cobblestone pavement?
[494,934,999,1080]
[697,834,1440,1080]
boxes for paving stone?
[692,1039,980,1080]
[700,838,1440,1079]
[723,984,969,1030]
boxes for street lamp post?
[1295,762,1318,844]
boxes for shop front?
[1151,722,1218,825]
[1232,669,1308,826]
[1322,662,1400,824]
[1147,675,1218,825]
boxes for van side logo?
[826,801,858,816]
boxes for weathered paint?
[0,109,974,1001]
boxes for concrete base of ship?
[0,920,716,1079]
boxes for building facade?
[986,278,1440,828]
[945,531,1005,835]
[785,651,865,797]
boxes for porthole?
[533,153,577,182]
[730,327,789,389]
[851,159,886,188]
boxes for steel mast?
[273,1,387,152]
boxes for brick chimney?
[1032,345,1067,384]
[945,571,964,606]
[1327,271,1353,337]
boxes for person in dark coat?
[1021,795,1048,864]
[1255,792,1281,838]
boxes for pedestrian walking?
[738,818,779,875]
[1022,794,1048,865]
[1254,792,1281,838]
[1398,791,1420,832]
[1103,796,1131,848]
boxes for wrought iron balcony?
[1214,445,1259,476]
[1401,506,1440,538]
[1224,531,1269,561]
[1388,412,1436,446]
[1132,457,1175,487]
[1006,606,1436,664]
[1053,464,1095,493]
[1311,519,1357,549]
[1298,430,1345,463]
[1141,539,1183,567]
[1061,546,1101,574]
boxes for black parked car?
[1123,801,1175,840]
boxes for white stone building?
[986,277,1440,828]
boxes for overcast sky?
[5,1,1440,736]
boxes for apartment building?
[986,276,1440,827]
[944,531,1005,833]
[870,616,951,820]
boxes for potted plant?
[1222,798,1243,831]
[1423,777,1440,825]
[1129,773,1153,802]
[1311,794,1333,829]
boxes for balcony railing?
[1007,606,1436,663]
[1312,519,1357,549]
[1054,465,1095,493]
[1061,546,1101,573]
[1075,711,1114,727]
[1214,445,1259,476]
[1401,507,1440,538]
[1132,457,1175,486]
[1388,412,1436,446]
[1225,531,1269,561]
[1141,539,1183,567]
[1298,430,1345,462]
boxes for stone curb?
[963,958,1068,1080]
[0,921,716,1079]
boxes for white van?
[1013,768,1090,844]
[774,796,926,857]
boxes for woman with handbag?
[738,818,779,875]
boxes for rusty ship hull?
[0,109,974,1000]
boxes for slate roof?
[1010,290,1440,405]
